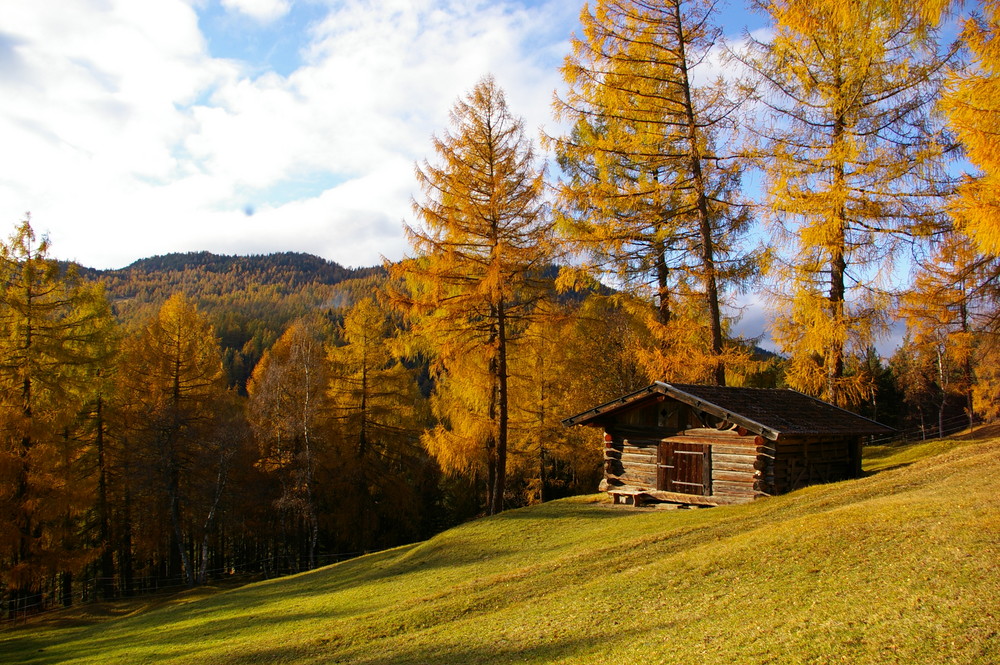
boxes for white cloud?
[221,0,291,23]
[0,0,576,269]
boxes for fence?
[865,412,977,448]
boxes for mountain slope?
[4,433,999,664]
[77,251,383,388]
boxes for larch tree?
[391,74,552,515]
[0,217,114,614]
[246,317,330,570]
[899,233,985,432]
[940,2,1000,259]
[507,302,604,504]
[119,294,228,587]
[738,0,956,406]
[551,0,756,386]
[327,297,427,549]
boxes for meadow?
[3,430,998,664]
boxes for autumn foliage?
[4,0,1000,619]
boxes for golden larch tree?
[552,0,757,385]
[0,217,114,614]
[391,74,552,515]
[327,297,427,549]
[899,232,989,432]
[246,317,330,570]
[738,0,956,406]
[118,294,228,587]
[941,1,1000,255]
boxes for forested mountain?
[80,250,380,313]
[77,251,384,390]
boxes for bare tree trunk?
[198,450,232,584]
[490,299,510,516]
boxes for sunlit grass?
[4,430,999,664]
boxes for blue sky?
[0,0,767,273]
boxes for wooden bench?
[609,490,654,506]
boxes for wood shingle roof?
[563,382,894,441]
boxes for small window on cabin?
[658,404,690,431]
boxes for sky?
[0,0,767,272]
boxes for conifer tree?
[0,217,114,613]
[119,294,227,587]
[392,75,552,515]
[508,302,604,503]
[552,0,756,385]
[941,1,1000,255]
[328,297,427,548]
[738,0,956,405]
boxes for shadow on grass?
[224,625,649,665]
[6,609,343,665]
[491,500,636,521]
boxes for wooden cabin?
[563,382,893,506]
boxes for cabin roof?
[562,382,894,440]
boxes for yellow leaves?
[398,75,550,329]
[751,0,955,398]
[424,348,496,477]
[952,176,1000,255]
[941,3,1000,256]
[972,341,1000,420]
[145,293,224,396]
[422,424,488,477]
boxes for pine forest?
[3,0,1000,620]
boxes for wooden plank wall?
[771,435,859,494]
[604,433,659,492]
[664,429,774,502]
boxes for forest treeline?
[4,0,1000,619]
[76,250,382,391]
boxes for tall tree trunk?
[485,317,499,514]
[197,453,230,584]
[120,445,135,597]
[826,66,849,405]
[654,238,671,326]
[670,0,725,386]
[168,458,194,587]
[95,394,115,600]
[490,299,510,516]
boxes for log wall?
[664,429,773,503]
[603,427,773,504]
[771,435,861,494]
[604,434,659,492]
[602,426,864,505]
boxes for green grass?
[4,431,1000,664]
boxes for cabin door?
[657,441,710,496]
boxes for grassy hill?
[4,432,999,664]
